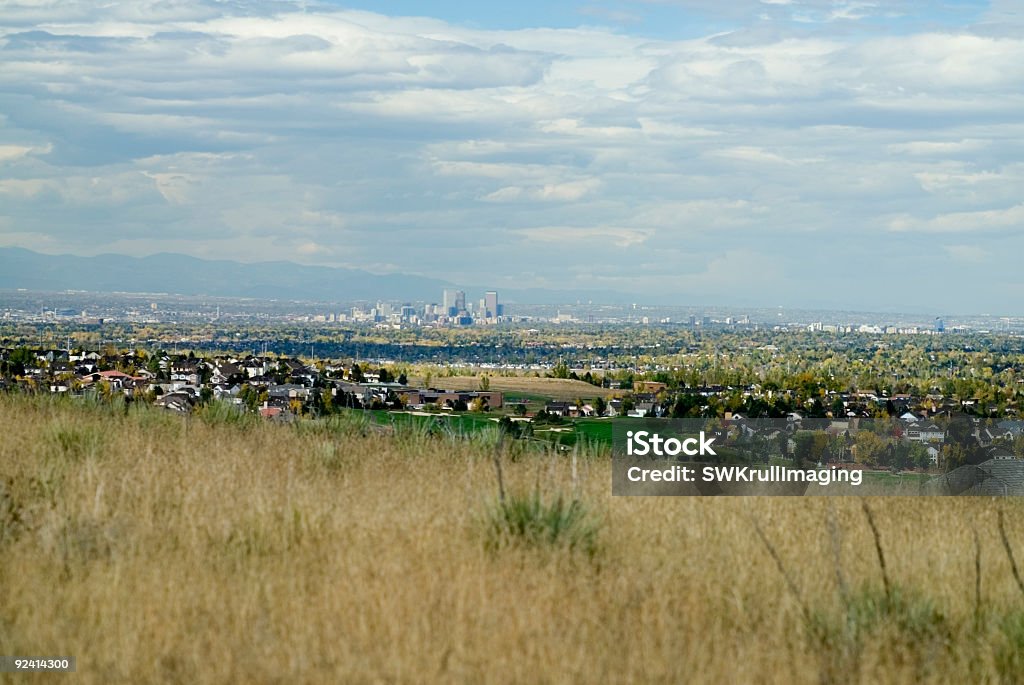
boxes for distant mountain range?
[0,247,626,305]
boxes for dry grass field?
[480,375,618,401]
[409,373,618,401]
[2,394,1024,684]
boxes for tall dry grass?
[1,394,1024,684]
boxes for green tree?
[941,443,968,471]
[853,430,886,467]
[349,364,365,383]
[777,431,790,459]
[908,442,931,470]
[793,432,814,467]
[830,396,846,417]
[7,347,35,375]
[239,384,261,411]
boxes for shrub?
[304,441,348,473]
[484,490,598,557]
[296,410,372,438]
[196,400,259,430]
[0,480,25,546]
[391,415,438,446]
[808,585,953,682]
[996,611,1024,679]
[45,424,106,461]
[217,508,320,561]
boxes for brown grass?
[408,369,618,401]
[476,375,617,401]
[2,394,1024,684]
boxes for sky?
[1,0,1023,312]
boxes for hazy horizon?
[2,0,1022,311]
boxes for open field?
[481,376,618,401]
[3,395,1024,683]
[409,373,618,402]
[485,376,618,402]
[366,409,499,436]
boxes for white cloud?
[913,164,1020,195]
[482,179,600,203]
[0,178,48,197]
[142,171,196,205]
[515,226,652,247]
[295,240,335,257]
[0,145,35,162]
[0,1,1022,308]
[889,204,1024,234]
[708,146,799,165]
[890,139,990,156]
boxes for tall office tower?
[443,289,459,316]
[455,290,466,313]
[485,291,498,319]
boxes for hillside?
[0,248,629,304]
[2,395,1024,683]
[0,247,450,302]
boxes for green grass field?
[366,412,938,486]
[367,409,497,435]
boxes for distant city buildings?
[301,304,972,333]
[443,289,465,317]
[0,290,996,335]
[336,288,507,327]
[484,291,502,320]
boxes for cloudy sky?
[1,0,1023,311]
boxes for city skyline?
[1,1,1023,312]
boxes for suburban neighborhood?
[3,344,1022,474]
